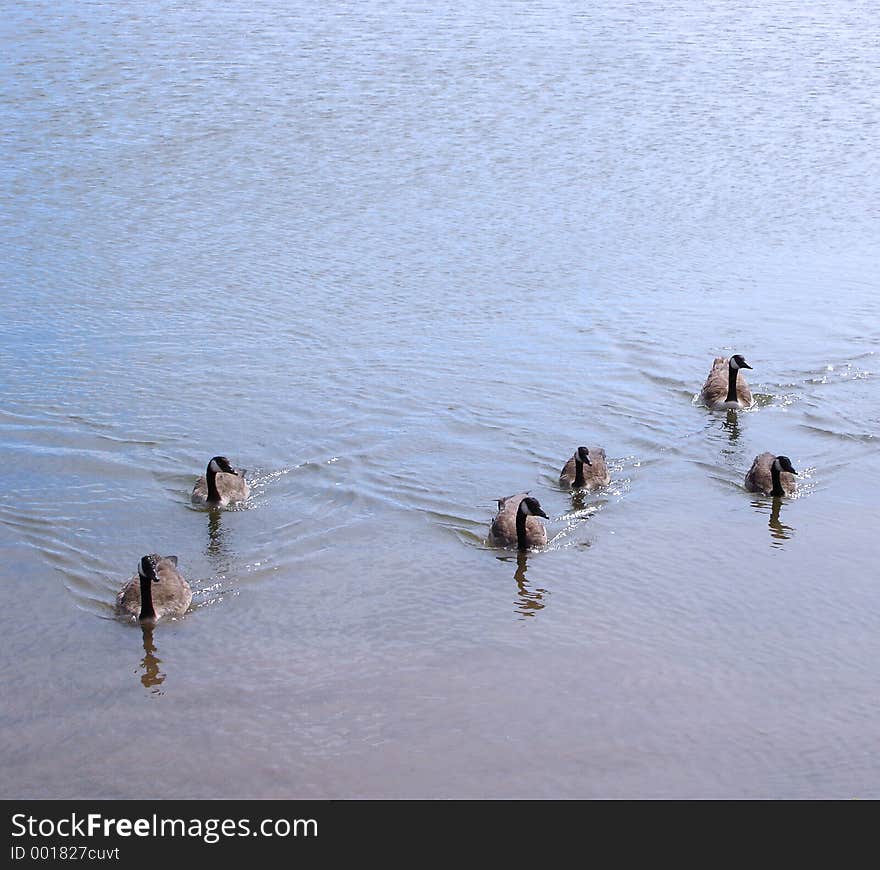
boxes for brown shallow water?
[1,0,879,798]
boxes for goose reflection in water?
[722,409,741,443]
[205,508,230,569]
[569,490,587,514]
[751,497,795,548]
[138,626,166,695]
[768,498,795,547]
[513,552,547,618]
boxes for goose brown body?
[117,555,192,622]
[191,456,250,507]
[700,355,754,409]
[487,493,548,550]
[559,446,611,490]
[744,453,798,497]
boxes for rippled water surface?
[2,0,878,798]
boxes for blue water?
[1,0,878,798]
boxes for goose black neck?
[138,571,156,622]
[770,462,785,498]
[515,506,530,551]
[206,466,221,502]
[573,458,586,488]
[725,364,740,404]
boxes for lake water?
[1,0,878,799]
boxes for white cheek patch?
[209,459,221,473]
[729,358,740,370]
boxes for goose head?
[518,496,549,519]
[138,555,160,584]
[729,354,753,371]
[575,446,593,466]
[773,455,798,475]
[208,456,240,476]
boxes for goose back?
[117,555,193,621]
[191,457,250,506]
[487,493,548,549]
[700,356,753,409]
[744,452,797,496]
[559,447,611,490]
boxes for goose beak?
[741,361,753,369]
[537,508,549,519]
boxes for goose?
[700,354,754,409]
[191,456,250,507]
[487,493,549,550]
[117,554,193,623]
[559,446,611,490]
[744,453,798,497]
